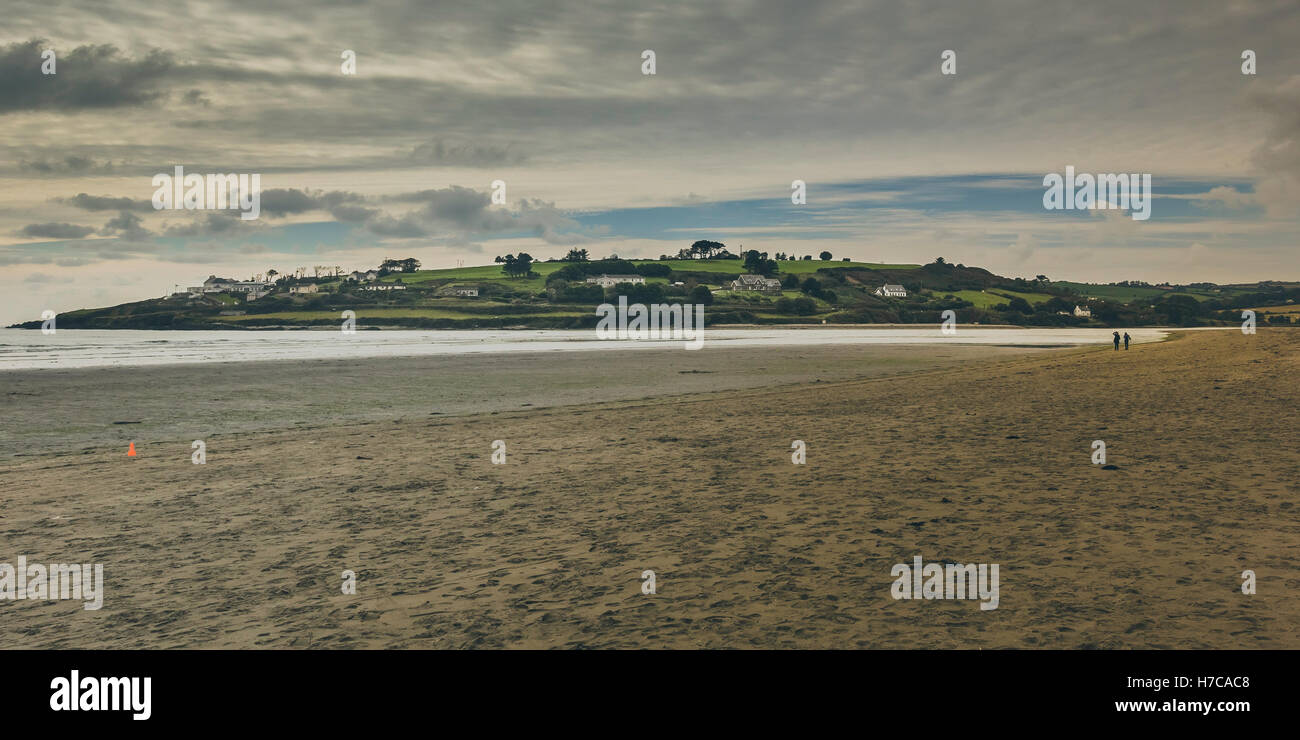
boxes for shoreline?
[0,326,1179,374]
[0,341,1056,460]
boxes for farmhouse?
[289,284,319,294]
[192,275,274,298]
[730,274,782,293]
[1073,304,1092,318]
[874,284,908,298]
[453,287,479,297]
[200,275,236,293]
[231,281,272,296]
[362,284,406,291]
[585,274,645,288]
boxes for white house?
[730,274,782,293]
[201,275,236,293]
[231,281,272,294]
[1073,304,1091,318]
[362,283,406,291]
[585,274,645,288]
[348,270,366,282]
[874,284,907,298]
[363,270,380,282]
[289,284,320,294]
[198,275,273,296]
[453,287,479,297]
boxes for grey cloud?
[365,214,429,238]
[329,204,381,222]
[160,212,250,237]
[1249,77,1300,176]
[20,222,96,239]
[409,140,527,167]
[0,39,179,113]
[63,193,154,211]
[20,156,117,175]
[100,211,153,239]
[1247,76,1300,216]
[259,188,364,218]
[378,186,587,241]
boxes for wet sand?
[0,342,1045,460]
[1,330,1296,648]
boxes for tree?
[776,296,818,315]
[819,251,832,261]
[511,252,534,277]
[801,277,822,295]
[399,258,421,272]
[742,249,779,276]
[1035,274,1049,283]
[564,248,590,262]
[689,240,726,259]
[1157,294,1202,324]
[690,284,714,305]
[934,257,947,265]
[1043,297,1073,314]
[1006,297,1033,314]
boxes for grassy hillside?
[11,256,1296,330]
[385,259,911,284]
[945,289,1053,309]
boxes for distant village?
[178,258,444,302]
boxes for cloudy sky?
[2,0,1298,324]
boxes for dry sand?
[1,330,1296,648]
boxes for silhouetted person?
[1113,331,1120,351]
[1123,332,1131,350]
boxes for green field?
[1250,303,1300,315]
[1051,281,1236,303]
[381,263,567,285]
[945,289,1052,308]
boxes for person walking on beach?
[1123,332,1131,350]
[1113,331,1120,351]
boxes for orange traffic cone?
[127,442,137,457]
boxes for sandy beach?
[1,329,1296,649]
